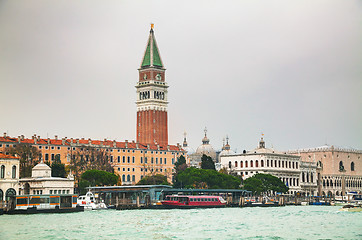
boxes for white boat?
[339,204,362,212]
[77,191,107,210]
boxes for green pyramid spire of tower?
[141,25,164,68]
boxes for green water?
[0,206,361,239]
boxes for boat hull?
[5,206,84,215]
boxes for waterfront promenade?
[1,206,361,239]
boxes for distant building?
[220,138,307,195]
[288,146,362,197]
[0,153,19,203]
[19,160,74,195]
[189,128,216,167]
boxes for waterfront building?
[0,133,184,185]
[220,138,303,195]
[19,160,74,195]
[189,128,217,167]
[0,153,19,203]
[288,146,362,197]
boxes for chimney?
[18,136,21,143]
[3,132,6,138]
[37,136,40,141]
[21,135,24,140]
[55,135,58,140]
[136,143,139,149]
[125,140,128,148]
[113,140,116,148]
[47,138,50,144]
[104,138,107,142]
[76,139,79,144]
[177,143,180,148]
[157,144,160,150]
[88,138,92,145]
[132,140,135,143]
[147,144,150,149]
[81,138,84,140]
[70,138,73,144]
[62,138,65,145]
[167,145,170,151]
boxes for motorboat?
[77,191,107,210]
[339,204,362,212]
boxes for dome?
[196,144,215,155]
[32,161,51,178]
[195,127,216,156]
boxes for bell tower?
[136,24,168,145]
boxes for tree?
[51,154,66,178]
[201,154,215,170]
[5,143,41,178]
[69,146,114,185]
[136,174,170,185]
[174,167,241,189]
[243,173,289,195]
[79,169,119,194]
[174,155,187,173]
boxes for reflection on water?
[1,206,361,239]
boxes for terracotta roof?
[0,153,19,159]
[0,135,183,151]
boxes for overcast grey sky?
[0,0,361,151]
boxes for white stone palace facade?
[220,138,311,195]
[288,145,362,198]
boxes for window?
[57,147,60,150]
[118,168,120,171]
[45,154,49,161]
[132,157,135,163]
[255,160,259,167]
[160,158,163,164]
[164,159,167,164]
[50,190,53,194]
[132,175,135,182]
[123,156,125,163]
[245,161,248,168]
[228,161,231,169]
[240,161,243,168]
[141,157,143,164]
[110,156,113,163]
[122,175,125,182]
[250,160,253,168]
[127,175,130,181]
[261,160,264,167]
[0,165,4,179]
[12,166,16,179]
[151,157,154,164]
[118,156,120,163]
[132,168,135,172]
[351,162,355,171]
[145,157,148,164]
[127,168,130,172]
[127,156,130,163]
[51,146,54,150]
[51,154,55,161]
[172,158,174,164]
[156,158,158,164]
[235,161,238,168]
[39,146,42,149]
